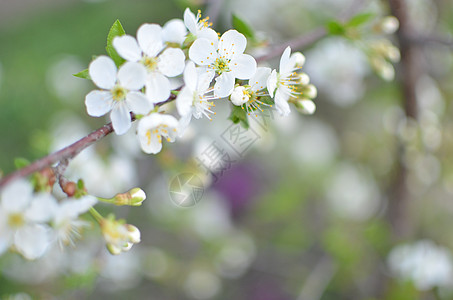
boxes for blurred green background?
[1,0,453,299]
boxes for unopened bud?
[126,224,141,243]
[295,99,316,115]
[291,52,306,67]
[379,16,399,34]
[370,56,395,81]
[114,188,146,206]
[298,72,310,85]
[230,86,249,106]
[63,181,77,197]
[303,84,317,99]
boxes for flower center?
[111,85,127,101]
[214,57,230,74]
[197,10,212,29]
[8,213,24,228]
[142,56,158,71]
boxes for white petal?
[111,102,132,135]
[89,56,117,90]
[177,113,192,137]
[267,69,278,97]
[279,46,295,75]
[189,38,217,66]
[14,224,50,260]
[198,28,219,46]
[137,23,164,57]
[184,8,197,34]
[25,193,58,223]
[162,19,187,45]
[218,30,247,58]
[250,67,271,92]
[176,86,194,117]
[230,54,257,79]
[183,61,198,91]
[85,90,113,117]
[145,73,171,103]
[0,179,33,212]
[214,72,235,98]
[126,91,152,114]
[158,48,185,77]
[0,228,13,255]
[275,89,291,116]
[137,115,163,154]
[196,68,215,92]
[113,35,142,62]
[55,195,96,224]
[117,62,146,90]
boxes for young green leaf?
[73,69,90,80]
[106,19,126,67]
[327,20,346,36]
[232,14,256,40]
[228,105,249,129]
[346,12,375,28]
[14,157,30,169]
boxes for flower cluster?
[0,179,96,259]
[85,8,317,155]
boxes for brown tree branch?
[388,0,420,238]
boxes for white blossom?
[85,56,151,135]
[52,195,97,248]
[0,180,54,260]
[176,62,219,133]
[267,46,304,116]
[189,29,257,98]
[137,113,179,154]
[183,8,218,42]
[388,240,453,291]
[230,67,271,117]
[100,218,141,255]
[113,24,186,103]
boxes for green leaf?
[14,157,30,169]
[73,69,90,80]
[232,14,255,40]
[346,12,375,28]
[228,105,249,129]
[106,19,126,67]
[327,20,346,36]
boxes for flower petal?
[218,30,246,58]
[214,72,235,98]
[183,61,198,91]
[137,114,164,154]
[250,67,271,92]
[145,73,171,103]
[113,35,142,62]
[117,62,146,90]
[198,28,219,46]
[85,90,113,117]
[176,86,194,117]
[158,48,185,77]
[183,8,197,34]
[137,23,164,57]
[14,224,51,260]
[178,113,192,137]
[196,68,215,92]
[25,193,58,223]
[267,69,278,96]
[89,56,117,90]
[0,179,33,212]
[279,46,294,75]
[111,102,132,135]
[126,91,152,114]
[162,19,187,45]
[230,54,257,80]
[189,38,217,66]
[275,89,291,116]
